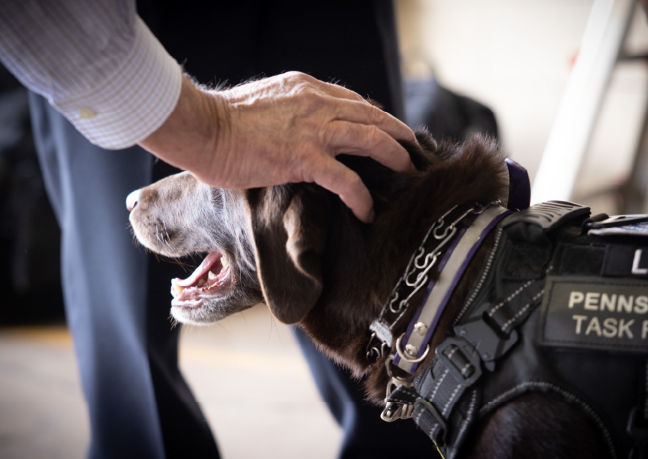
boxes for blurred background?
[1,1,647,458]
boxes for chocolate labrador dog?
[127,131,647,459]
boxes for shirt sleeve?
[0,0,182,149]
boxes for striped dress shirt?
[0,0,182,149]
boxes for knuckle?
[286,71,315,91]
[297,86,320,102]
[284,70,306,81]
[295,88,328,115]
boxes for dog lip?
[171,298,203,309]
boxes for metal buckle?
[381,399,415,422]
[395,333,430,364]
[381,358,415,422]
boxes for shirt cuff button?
[78,107,96,119]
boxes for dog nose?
[126,189,141,212]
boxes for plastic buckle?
[435,337,482,387]
[454,313,518,371]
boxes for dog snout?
[126,189,141,212]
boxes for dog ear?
[245,186,328,324]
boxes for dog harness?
[367,164,648,458]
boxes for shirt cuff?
[53,16,182,150]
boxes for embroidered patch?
[539,276,648,353]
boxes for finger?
[329,97,417,144]
[324,120,414,173]
[310,157,375,223]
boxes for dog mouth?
[170,251,232,309]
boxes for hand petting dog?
[139,71,416,223]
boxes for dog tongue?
[175,251,222,287]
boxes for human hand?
[140,71,416,222]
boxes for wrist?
[139,75,230,185]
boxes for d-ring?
[395,334,430,363]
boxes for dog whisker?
[168,315,180,330]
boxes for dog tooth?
[208,271,217,281]
[221,257,229,268]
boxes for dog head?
[128,131,507,370]
[127,171,264,324]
